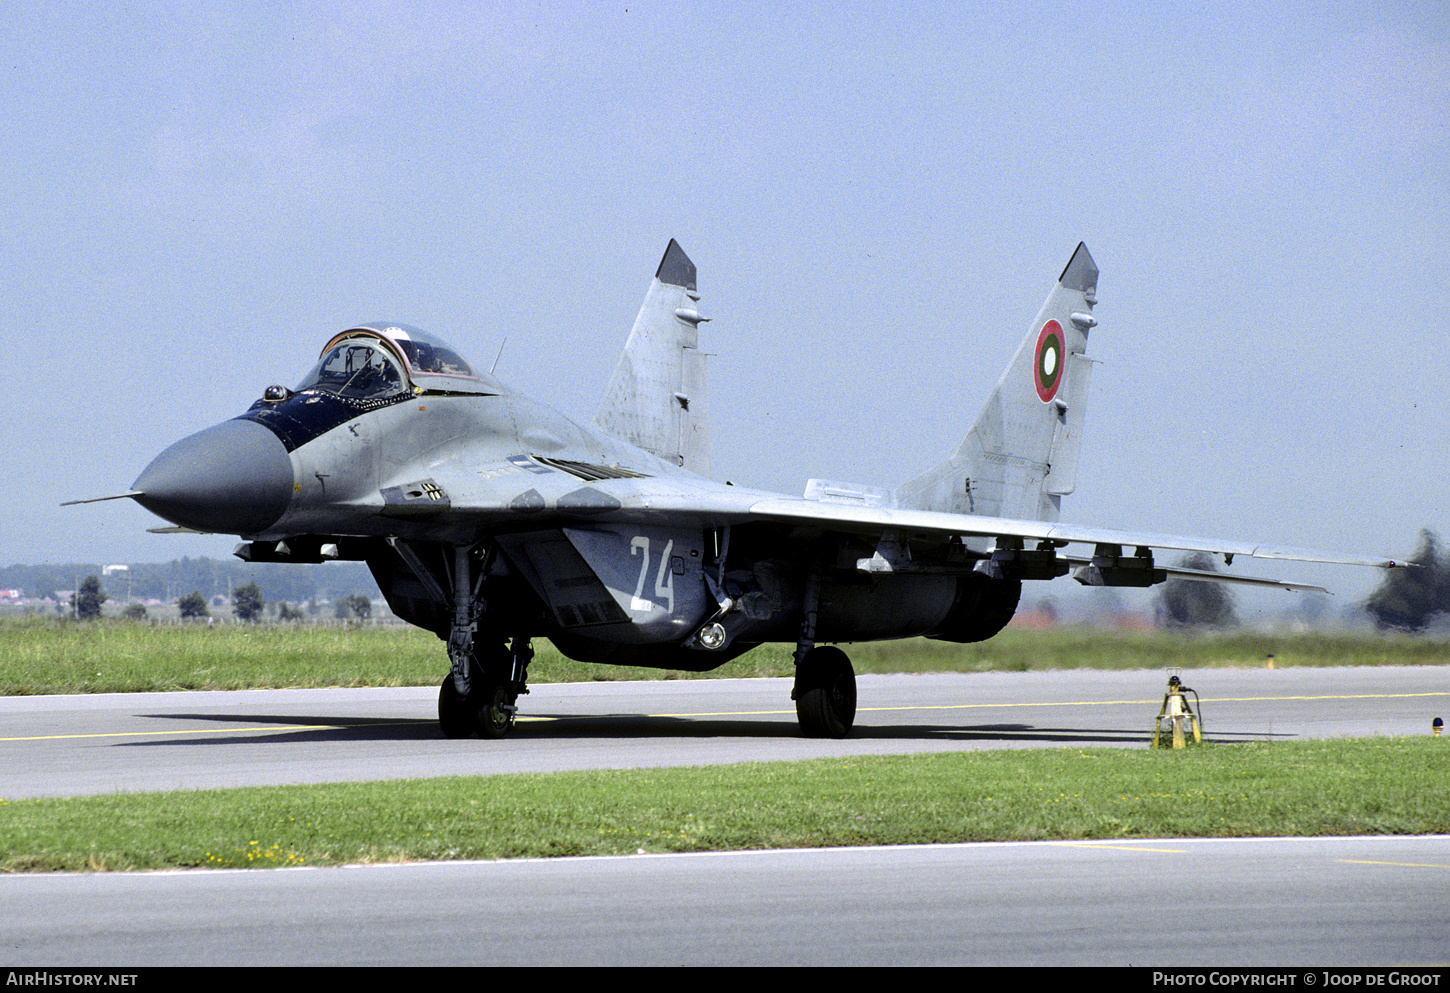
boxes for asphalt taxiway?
[3,836,1448,966]
[2,666,1445,798]
[2,666,1446,966]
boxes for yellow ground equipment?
[1152,671,1202,749]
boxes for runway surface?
[2,666,1445,798]
[4,835,1448,966]
[3,666,1447,967]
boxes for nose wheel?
[437,638,532,740]
[474,681,516,739]
[438,674,476,739]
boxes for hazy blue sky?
[5,1,1446,608]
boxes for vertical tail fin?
[594,239,712,476]
[897,243,1099,522]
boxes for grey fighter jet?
[72,241,1399,738]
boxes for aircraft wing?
[413,460,1395,590]
[737,496,1396,590]
[744,497,1397,569]
[542,479,1395,592]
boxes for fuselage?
[131,322,1018,673]
[134,323,693,542]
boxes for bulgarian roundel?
[1034,320,1066,403]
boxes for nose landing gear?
[438,637,533,740]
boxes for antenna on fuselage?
[490,336,508,376]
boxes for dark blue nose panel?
[132,420,294,535]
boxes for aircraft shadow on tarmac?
[107,710,1277,747]
[122,712,442,745]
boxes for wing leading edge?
[416,472,1395,593]
[747,497,1397,568]
[740,495,1396,591]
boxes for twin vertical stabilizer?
[896,243,1099,522]
[595,240,712,476]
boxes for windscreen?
[295,341,408,400]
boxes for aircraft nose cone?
[132,419,294,534]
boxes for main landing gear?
[790,565,856,738]
[793,645,857,738]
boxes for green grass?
[3,619,1445,873]
[2,738,1445,872]
[2,617,1446,695]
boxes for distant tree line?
[53,577,380,625]
[0,557,379,605]
[1152,529,1450,633]
[22,534,1448,633]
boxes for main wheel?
[438,674,475,739]
[795,646,857,738]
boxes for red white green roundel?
[1034,319,1066,403]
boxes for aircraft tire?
[795,646,856,738]
[438,675,475,739]
[474,681,515,740]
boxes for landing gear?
[438,673,475,739]
[437,638,533,740]
[790,561,856,739]
[474,681,515,739]
[794,645,857,738]
[429,540,536,740]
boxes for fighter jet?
[70,241,1398,738]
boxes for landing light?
[696,622,727,650]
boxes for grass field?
[3,618,1446,872]
[2,738,1445,872]
[3,617,1447,695]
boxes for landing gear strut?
[790,561,856,738]
[437,637,533,740]
[432,542,535,739]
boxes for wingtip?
[655,239,697,291]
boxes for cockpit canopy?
[295,323,501,398]
[297,339,407,400]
